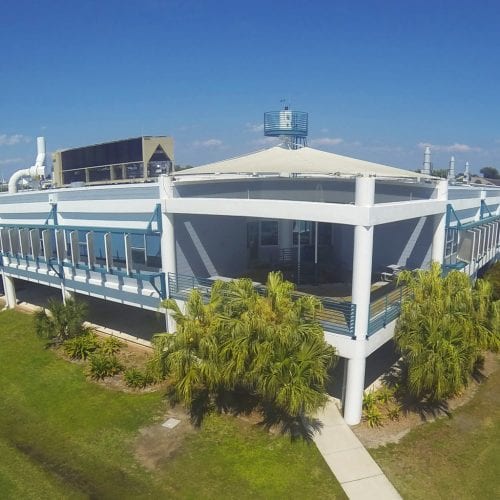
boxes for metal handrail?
[367,285,411,336]
[167,272,356,337]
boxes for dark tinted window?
[61,138,143,170]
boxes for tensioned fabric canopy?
[176,146,433,179]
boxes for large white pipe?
[8,136,47,194]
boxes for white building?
[1,143,499,425]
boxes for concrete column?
[160,176,177,332]
[278,219,293,249]
[344,176,375,425]
[2,274,16,309]
[431,179,448,265]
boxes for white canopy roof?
[176,146,432,179]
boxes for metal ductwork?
[8,137,47,193]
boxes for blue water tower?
[264,106,308,148]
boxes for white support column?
[61,284,74,304]
[431,179,448,265]
[160,176,177,332]
[2,274,17,309]
[344,176,375,426]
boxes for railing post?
[384,293,388,326]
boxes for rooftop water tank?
[264,107,308,148]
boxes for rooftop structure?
[52,136,174,187]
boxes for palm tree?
[35,298,90,344]
[154,272,336,428]
[395,263,499,402]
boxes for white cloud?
[251,136,280,147]
[418,142,482,153]
[310,137,344,147]
[0,134,31,146]
[245,122,264,133]
[0,157,24,165]
[193,138,223,148]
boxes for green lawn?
[0,310,345,499]
[370,355,500,500]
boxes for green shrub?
[63,333,99,360]
[124,368,153,388]
[35,298,89,344]
[99,336,124,356]
[387,403,402,421]
[363,404,384,428]
[483,262,500,301]
[88,353,123,380]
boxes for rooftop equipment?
[8,137,47,193]
[421,146,432,175]
[464,161,470,183]
[264,106,308,149]
[448,156,455,180]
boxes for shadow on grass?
[381,358,492,422]
[168,386,323,442]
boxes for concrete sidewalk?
[314,399,401,500]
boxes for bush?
[124,368,153,388]
[63,333,99,360]
[363,404,384,428]
[100,336,124,356]
[154,271,337,432]
[483,262,500,301]
[88,352,123,380]
[35,298,89,344]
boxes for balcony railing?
[367,286,411,336]
[167,272,356,337]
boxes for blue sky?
[1,0,499,177]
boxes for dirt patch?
[135,406,195,470]
[353,352,500,449]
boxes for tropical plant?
[100,336,124,356]
[153,271,337,431]
[395,263,499,402]
[124,367,153,388]
[483,262,500,301]
[88,352,123,380]
[63,332,99,360]
[363,404,384,428]
[35,298,90,344]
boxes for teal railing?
[367,286,411,337]
[167,272,356,337]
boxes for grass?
[370,355,500,500]
[0,310,345,499]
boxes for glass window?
[293,221,312,245]
[260,221,278,246]
[318,223,332,245]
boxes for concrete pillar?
[344,176,375,425]
[2,274,16,309]
[160,176,177,332]
[278,219,293,249]
[431,179,448,265]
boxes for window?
[260,221,278,246]
[318,223,332,245]
[293,221,312,245]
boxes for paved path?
[314,399,401,500]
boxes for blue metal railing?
[1,252,166,300]
[167,272,356,337]
[367,286,411,337]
